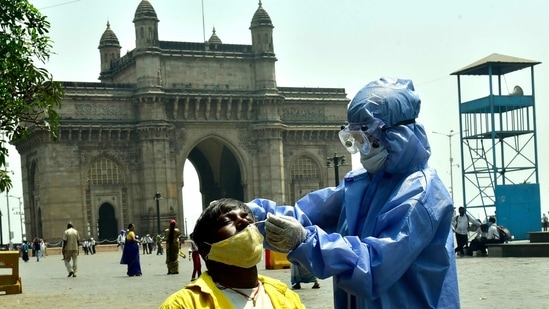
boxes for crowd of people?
[112,220,204,280]
[453,212,504,257]
[15,237,48,262]
[82,238,96,255]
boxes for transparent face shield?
[338,119,385,155]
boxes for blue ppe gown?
[247,122,459,308]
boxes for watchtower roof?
[451,53,540,76]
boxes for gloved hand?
[265,213,307,252]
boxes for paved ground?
[1,248,549,308]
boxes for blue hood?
[348,77,430,175]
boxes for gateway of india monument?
[14,0,351,242]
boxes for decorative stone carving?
[75,103,129,118]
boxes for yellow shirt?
[159,272,305,309]
[126,231,137,242]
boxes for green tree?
[1,0,63,192]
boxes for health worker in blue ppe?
[247,77,460,309]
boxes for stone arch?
[86,155,128,241]
[97,202,118,241]
[289,154,323,204]
[186,135,245,209]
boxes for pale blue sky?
[3,0,549,241]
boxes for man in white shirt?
[117,230,126,251]
[452,207,472,257]
[485,217,501,241]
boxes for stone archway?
[187,138,243,209]
[97,203,118,241]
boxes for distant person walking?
[20,241,29,262]
[452,207,473,257]
[32,237,41,262]
[40,239,47,257]
[117,230,126,251]
[156,233,164,255]
[142,234,149,255]
[62,222,81,277]
[146,234,154,254]
[542,213,548,232]
[120,223,142,277]
[83,240,90,255]
[164,220,181,275]
[90,238,96,254]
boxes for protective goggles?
[338,120,385,155]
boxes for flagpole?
[201,0,205,42]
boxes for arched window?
[88,157,124,185]
[291,156,319,180]
[290,155,321,203]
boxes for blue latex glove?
[265,213,307,252]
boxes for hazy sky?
[3,0,549,241]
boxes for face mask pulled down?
[360,144,388,174]
[206,226,264,268]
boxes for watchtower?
[451,53,541,240]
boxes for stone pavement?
[1,249,549,308]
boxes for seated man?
[159,198,304,309]
[467,217,502,256]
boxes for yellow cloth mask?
[206,226,264,268]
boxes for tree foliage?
[0,0,63,192]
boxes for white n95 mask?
[360,144,388,174]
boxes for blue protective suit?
[247,78,460,308]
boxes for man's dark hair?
[488,217,496,224]
[67,222,73,229]
[191,198,252,258]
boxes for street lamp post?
[9,195,23,243]
[154,192,162,235]
[326,153,346,187]
[432,130,458,200]
[5,189,12,249]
